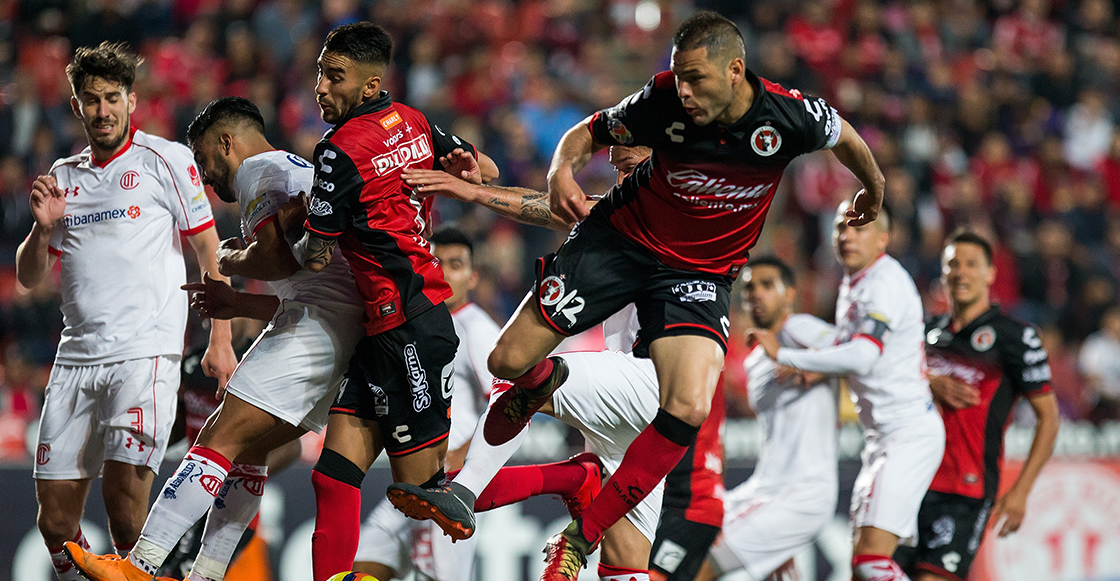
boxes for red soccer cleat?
[484,357,569,445]
[63,542,176,581]
[559,452,602,520]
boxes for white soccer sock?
[598,563,650,581]
[129,446,231,575]
[453,401,531,497]
[851,555,911,581]
[187,463,268,581]
[48,529,89,581]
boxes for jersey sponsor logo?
[36,444,49,465]
[1023,363,1052,382]
[380,110,403,130]
[672,280,717,302]
[928,515,955,548]
[162,461,201,500]
[927,355,985,385]
[372,134,433,176]
[379,302,397,317]
[318,149,337,173]
[384,127,406,147]
[750,125,782,156]
[120,170,140,190]
[188,165,202,186]
[309,195,333,216]
[62,206,139,228]
[607,115,633,144]
[651,539,687,573]
[314,177,335,193]
[369,382,389,417]
[404,343,432,412]
[665,169,773,206]
[665,121,685,143]
[287,153,312,168]
[970,325,996,352]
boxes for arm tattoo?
[518,189,552,226]
[294,233,336,271]
[487,197,511,208]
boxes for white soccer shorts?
[35,355,180,479]
[225,300,364,433]
[550,350,664,542]
[850,409,946,546]
[355,497,477,581]
[708,480,836,579]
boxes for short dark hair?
[747,255,796,288]
[430,226,473,255]
[66,42,142,95]
[186,97,266,147]
[672,11,746,61]
[323,22,392,68]
[946,228,993,265]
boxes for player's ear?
[728,57,744,83]
[220,133,233,155]
[70,96,81,119]
[364,71,382,100]
[127,90,137,115]
[468,269,479,291]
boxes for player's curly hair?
[66,41,142,95]
[324,22,392,69]
[186,96,266,147]
[673,11,746,62]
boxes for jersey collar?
[90,126,137,168]
[848,253,887,286]
[337,91,394,126]
[950,305,1000,334]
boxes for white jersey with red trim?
[836,254,933,428]
[232,150,361,309]
[743,313,838,494]
[47,129,214,365]
[448,302,500,450]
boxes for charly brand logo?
[404,343,431,412]
[318,148,336,173]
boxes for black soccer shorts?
[330,304,459,456]
[649,510,722,581]
[895,491,992,581]
[535,215,733,356]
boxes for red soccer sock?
[598,563,650,581]
[851,555,911,581]
[512,358,555,389]
[580,410,698,544]
[467,459,591,511]
[310,450,365,581]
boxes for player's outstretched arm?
[548,117,606,224]
[16,175,65,288]
[215,220,302,281]
[991,392,1059,536]
[187,227,238,387]
[830,117,885,227]
[182,272,281,321]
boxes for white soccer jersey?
[743,313,839,494]
[448,302,501,450]
[232,151,361,309]
[835,254,933,428]
[48,129,214,365]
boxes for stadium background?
[1,0,1120,579]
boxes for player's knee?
[662,397,710,428]
[487,346,528,380]
[36,508,79,546]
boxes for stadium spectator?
[1080,305,1120,424]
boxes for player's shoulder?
[51,152,88,173]
[926,313,951,333]
[987,308,1032,334]
[131,130,192,161]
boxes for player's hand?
[438,148,483,185]
[990,487,1029,537]
[277,193,308,235]
[774,365,802,385]
[845,188,881,227]
[746,328,781,360]
[182,272,242,320]
[403,168,478,202]
[215,237,246,277]
[928,374,980,409]
[29,175,66,228]
[549,169,590,224]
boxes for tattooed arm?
[402,167,593,231]
[292,231,337,273]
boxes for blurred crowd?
[0,0,1119,461]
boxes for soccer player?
[749,203,945,581]
[894,230,1059,581]
[352,226,501,581]
[284,22,499,581]
[391,11,885,579]
[14,42,237,581]
[694,257,838,581]
[65,96,367,581]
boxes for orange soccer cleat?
[63,542,175,581]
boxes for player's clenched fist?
[30,175,66,228]
[215,237,246,276]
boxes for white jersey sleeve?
[238,171,290,240]
[142,136,214,234]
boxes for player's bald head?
[186,96,266,147]
[672,11,746,65]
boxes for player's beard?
[210,167,236,203]
[87,112,131,153]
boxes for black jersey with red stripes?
[662,379,726,527]
[587,70,841,276]
[924,306,1052,500]
[305,92,476,335]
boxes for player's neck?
[951,298,991,331]
[88,131,133,165]
[768,310,790,334]
[233,135,277,178]
[718,77,755,126]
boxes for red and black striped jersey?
[925,306,1052,500]
[305,92,476,335]
[587,70,840,276]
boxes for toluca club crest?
[751,125,782,156]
